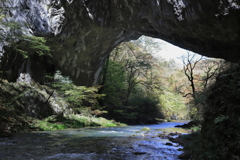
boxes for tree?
[101,38,156,105]
[180,51,225,119]
[197,59,222,91]
[52,70,105,114]
[124,43,153,104]
[0,10,52,82]
[101,60,126,106]
[181,51,203,99]
[100,36,170,123]
[101,36,190,121]
[0,5,51,58]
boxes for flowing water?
[0,121,188,160]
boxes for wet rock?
[169,136,183,144]
[132,151,147,155]
[165,142,173,146]
[169,132,182,136]
[157,133,169,139]
[157,131,182,139]
[175,121,201,129]
[11,141,18,144]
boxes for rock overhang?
[1,0,240,86]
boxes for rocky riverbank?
[166,121,202,160]
[0,80,125,137]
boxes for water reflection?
[0,121,188,160]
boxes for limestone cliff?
[1,0,240,85]
[0,79,71,119]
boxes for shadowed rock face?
[1,0,240,86]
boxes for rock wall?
[0,80,72,119]
[1,0,240,85]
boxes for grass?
[33,121,67,131]
[30,114,126,131]
[0,79,126,134]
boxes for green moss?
[101,123,117,127]
[62,119,86,128]
[30,114,126,131]
[141,127,151,131]
[32,120,67,131]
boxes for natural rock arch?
[1,0,240,85]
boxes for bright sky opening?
[155,39,189,64]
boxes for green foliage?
[33,120,67,131]
[101,60,126,106]
[214,115,229,124]
[181,54,223,119]
[30,113,126,131]
[126,91,165,123]
[65,114,123,127]
[159,89,187,119]
[12,36,51,58]
[53,82,104,110]
[0,10,51,58]
[182,63,240,160]
[0,91,30,136]
[100,36,190,123]
[111,109,138,121]
[54,70,72,83]
[104,89,163,124]
[128,93,159,115]
[52,71,105,113]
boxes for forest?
[1,12,240,159]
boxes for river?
[0,121,188,160]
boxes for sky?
[154,39,189,64]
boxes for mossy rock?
[141,127,151,131]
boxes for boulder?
[0,80,72,119]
